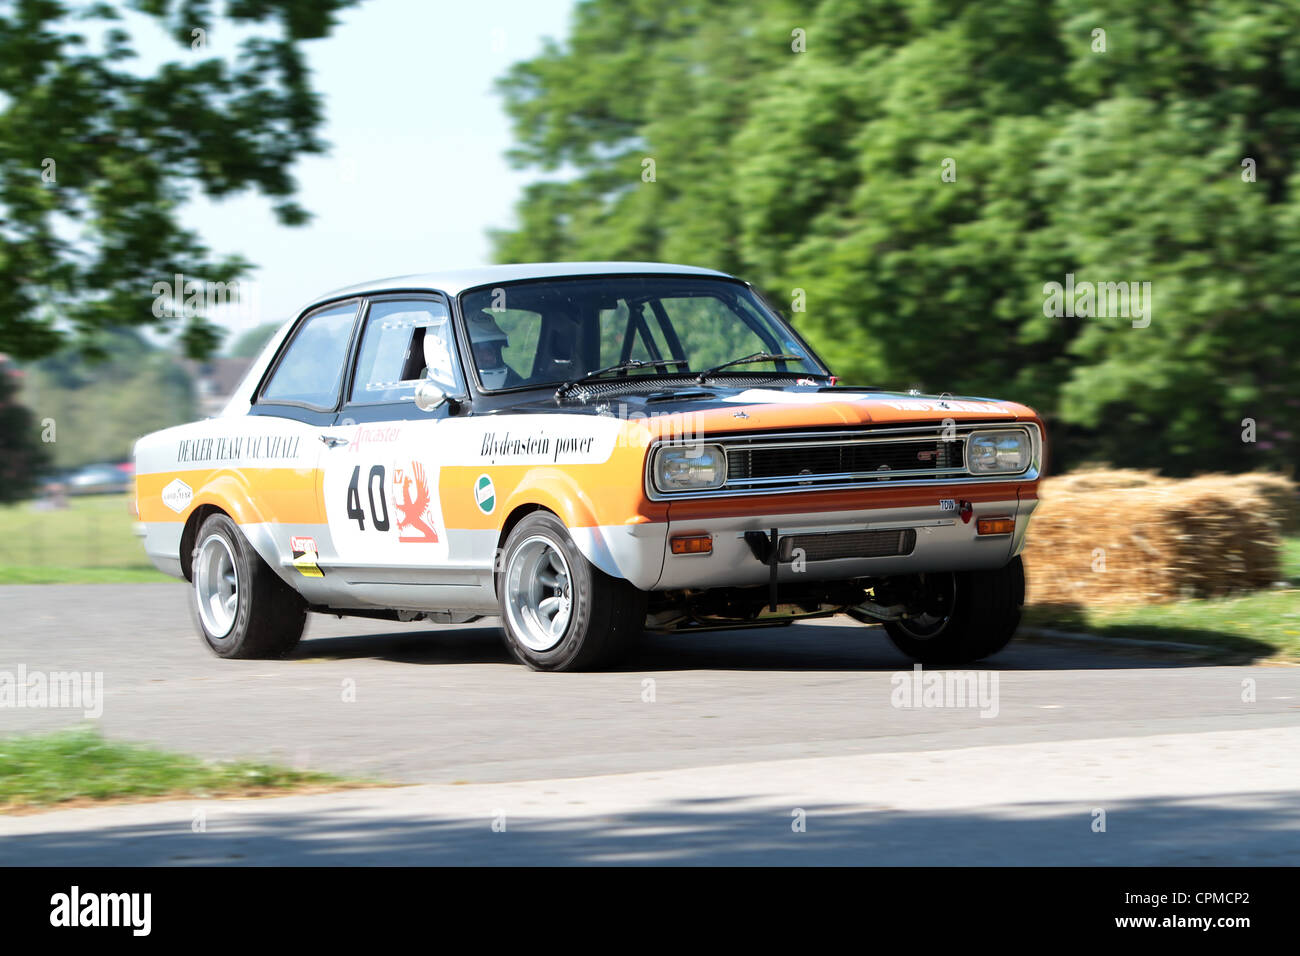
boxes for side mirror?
[414,380,448,413]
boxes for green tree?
[0,0,360,361]
[494,0,1300,475]
[21,329,196,469]
[0,364,51,502]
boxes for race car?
[134,262,1045,671]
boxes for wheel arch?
[492,496,664,590]
[178,471,280,581]
[494,503,553,592]
[179,504,227,582]
[496,502,552,553]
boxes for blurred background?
[0,2,1296,633]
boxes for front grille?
[725,434,965,489]
[648,422,1038,498]
[777,529,917,562]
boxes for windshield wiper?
[554,358,687,399]
[695,352,807,384]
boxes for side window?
[260,300,358,409]
[350,298,459,405]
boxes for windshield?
[458,275,823,392]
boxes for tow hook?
[743,529,781,611]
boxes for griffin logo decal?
[394,462,439,543]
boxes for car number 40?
[346,465,390,532]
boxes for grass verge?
[0,566,172,584]
[1024,588,1300,663]
[1284,535,1300,583]
[0,727,361,814]
[0,493,171,584]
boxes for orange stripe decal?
[136,467,322,525]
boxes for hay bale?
[1044,468,1170,494]
[1225,471,1300,533]
[1023,470,1293,606]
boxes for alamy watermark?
[890,663,999,718]
[1043,273,1152,328]
[151,273,261,323]
[0,666,103,718]
[50,886,150,936]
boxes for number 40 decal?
[346,465,390,531]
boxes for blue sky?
[174,0,577,339]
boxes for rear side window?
[350,297,459,405]
[260,300,358,409]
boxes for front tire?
[884,556,1025,665]
[497,512,645,671]
[190,512,307,659]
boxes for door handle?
[319,434,349,448]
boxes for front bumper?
[651,492,1038,590]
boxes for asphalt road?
[2,583,1299,864]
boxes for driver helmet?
[467,310,511,389]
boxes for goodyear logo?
[161,478,193,514]
[474,474,496,515]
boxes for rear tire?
[190,512,307,659]
[884,556,1024,665]
[497,512,645,671]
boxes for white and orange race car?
[134,262,1045,670]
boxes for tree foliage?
[0,363,50,501]
[20,328,196,468]
[493,0,1300,474]
[0,0,359,361]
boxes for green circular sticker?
[474,474,496,514]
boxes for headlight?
[652,444,727,492]
[967,430,1032,474]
